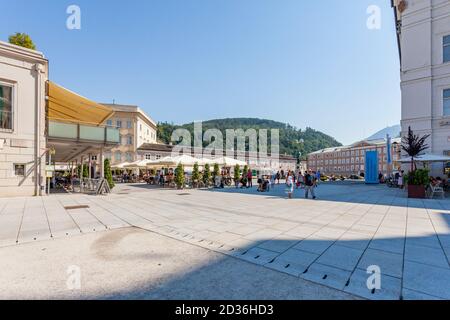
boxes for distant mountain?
[157,118,342,159]
[367,125,401,141]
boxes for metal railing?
[71,178,111,195]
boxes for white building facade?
[102,104,157,166]
[393,0,450,175]
[0,41,48,196]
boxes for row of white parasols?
[112,155,248,170]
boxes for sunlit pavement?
[0,182,449,300]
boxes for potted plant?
[192,162,200,188]
[241,165,249,187]
[402,127,430,198]
[104,158,115,189]
[203,163,211,188]
[405,169,429,198]
[212,163,221,188]
[174,163,185,189]
[233,164,240,188]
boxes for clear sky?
[0,0,401,145]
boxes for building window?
[127,121,132,129]
[156,154,162,160]
[126,153,133,162]
[127,136,133,145]
[0,84,13,130]
[14,164,25,177]
[444,89,450,116]
[106,120,113,127]
[145,154,152,160]
[444,35,450,63]
[115,152,122,162]
[117,120,122,129]
[91,156,97,161]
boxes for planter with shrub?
[233,164,240,188]
[175,163,185,189]
[192,163,200,188]
[401,127,430,199]
[203,163,211,188]
[405,169,429,198]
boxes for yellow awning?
[47,81,114,126]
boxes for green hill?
[157,118,342,159]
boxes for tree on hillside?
[156,119,342,158]
[9,33,36,50]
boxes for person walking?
[285,171,294,199]
[276,171,281,184]
[398,170,404,190]
[297,171,304,189]
[316,170,321,185]
[247,169,253,188]
[304,170,316,199]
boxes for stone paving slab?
[267,249,318,277]
[344,269,402,300]
[357,248,403,278]
[301,262,351,291]
[316,244,364,272]
[0,182,449,300]
[403,260,450,299]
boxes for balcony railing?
[48,121,120,144]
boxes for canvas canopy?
[47,81,114,126]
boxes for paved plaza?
[0,182,449,300]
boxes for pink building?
[307,138,402,177]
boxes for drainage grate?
[64,205,89,210]
[177,193,191,196]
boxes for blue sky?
[0,0,400,145]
